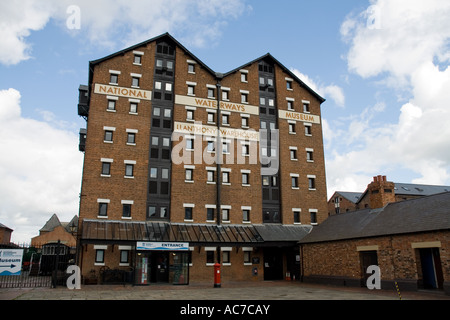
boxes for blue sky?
[1,0,450,243]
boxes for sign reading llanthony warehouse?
[137,242,189,251]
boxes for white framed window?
[309,209,318,225]
[290,173,299,189]
[306,148,314,162]
[304,123,312,136]
[109,70,120,85]
[302,100,311,113]
[240,69,248,83]
[242,206,251,223]
[97,199,110,219]
[222,87,230,101]
[133,51,144,65]
[187,81,197,96]
[293,208,301,224]
[308,175,316,190]
[221,205,231,223]
[289,146,298,161]
[240,90,249,104]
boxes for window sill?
[97,216,108,219]
[94,263,105,266]
[185,180,194,184]
[124,176,135,179]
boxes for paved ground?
[1,281,449,301]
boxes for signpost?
[0,249,24,276]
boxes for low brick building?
[300,191,450,294]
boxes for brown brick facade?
[77,33,328,285]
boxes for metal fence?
[0,242,75,288]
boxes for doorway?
[150,252,169,283]
[263,248,283,280]
[419,248,444,289]
[360,251,378,287]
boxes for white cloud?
[291,69,346,107]
[327,0,450,195]
[0,0,250,65]
[0,88,83,243]
[0,1,54,65]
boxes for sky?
[1,0,450,243]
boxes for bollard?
[214,263,221,288]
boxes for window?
[222,208,230,222]
[207,141,215,153]
[107,99,116,111]
[244,251,251,264]
[124,161,135,178]
[104,130,113,142]
[208,87,215,98]
[120,250,129,264]
[310,209,318,224]
[109,71,119,85]
[222,89,229,101]
[291,175,299,189]
[101,162,111,176]
[95,249,105,264]
[287,100,294,111]
[187,84,195,96]
[242,143,250,156]
[130,102,138,114]
[308,176,316,190]
[98,200,109,217]
[241,116,249,128]
[305,124,312,136]
[185,168,194,182]
[222,113,230,126]
[133,54,142,65]
[206,208,215,221]
[207,111,215,124]
[287,80,293,90]
[122,203,132,218]
[303,101,310,113]
[242,172,250,185]
[222,141,230,154]
[240,71,248,82]
[188,63,195,74]
[222,251,230,264]
[241,92,248,104]
[186,137,194,151]
[206,251,215,264]
[293,209,301,224]
[222,171,230,184]
[207,170,215,183]
[150,167,158,179]
[242,207,251,222]
[290,148,297,160]
[306,149,314,162]
[132,77,140,88]
[289,122,296,134]
[127,132,136,145]
[184,207,193,221]
[186,109,194,121]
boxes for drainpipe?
[215,73,223,264]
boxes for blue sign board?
[0,249,23,276]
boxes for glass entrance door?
[135,253,150,285]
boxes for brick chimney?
[367,175,396,209]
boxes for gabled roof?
[300,192,450,244]
[0,223,13,231]
[39,214,78,233]
[39,214,62,232]
[329,191,362,204]
[87,33,325,104]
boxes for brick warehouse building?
[76,33,328,285]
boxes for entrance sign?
[137,242,189,251]
[0,249,23,276]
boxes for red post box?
[214,263,221,288]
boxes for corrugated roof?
[80,221,312,245]
[301,192,450,244]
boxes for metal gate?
[0,242,75,288]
